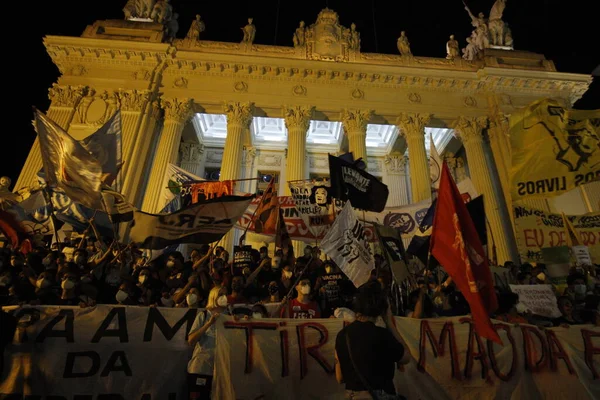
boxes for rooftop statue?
[293,21,306,47]
[396,31,412,56]
[241,18,256,44]
[151,0,173,24]
[463,0,513,51]
[446,34,460,60]
[305,9,355,62]
[186,14,206,40]
[123,0,156,20]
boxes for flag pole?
[485,217,497,266]
[41,186,62,248]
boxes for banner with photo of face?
[288,180,335,239]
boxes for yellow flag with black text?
[509,99,600,200]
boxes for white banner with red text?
[2,306,598,400]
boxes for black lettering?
[177,214,195,228]
[91,308,129,343]
[11,308,41,343]
[100,351,132,377]
[143,308,197,341]
[63,351,101,378]
[36,310,74,343]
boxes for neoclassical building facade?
[15,9,597,263]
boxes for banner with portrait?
[509,98,600,200]
[288,179,335,239]
[513,204,600,262]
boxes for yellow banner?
[509,99,600,200]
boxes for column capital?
[242,146,257,167]
[488,113,510,141]
[384,153,407,174]
[223,101,254,128]
[179,142,204,164]
[47,84,88,107]
[453,116,488,145]
[396,112,431,138]
[163,98,194,122]
[341,109,373,133]
[282,105,314,132]
[117,89,152,112]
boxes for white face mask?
[160,297,175,307]
[115,290,129,303]
[574,284,587,296]
[36,278,51,289]
[217,295,228,307]
[61,279,75,290]
[138,275,148,285]
[252,312,263,320]
[166,260,175,268]
[186,293,198,306]
[300,285,311,295]
[283,270,293,279]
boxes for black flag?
[328,154,389,212]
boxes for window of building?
[204,168,221,181]
[257,171,279,195]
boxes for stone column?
[454,116,517,263]
[179,142,205,177]
[220,102,254,253]
[383,153,410,207]
[283,105,314,195]
[341,109,372,165]
[142,98,194,213]
[397,113,431,203]
[14,84,87,191]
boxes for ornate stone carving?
[309,154,329,170]
[446,35,460,60]
[397,113,431,138]
[293,21,306,47]
[132,69,152,80]
[258,152,282,167]
[367,158,383,173]
[455,156,468,182]
[117,89,151,112]
[283,105,314,131]
[223,102,254,127]
[305,9,353,62]
[173,76,188,88]
[242,146,257,167]
[341,109,373,133]
[123,0,156,20]
[179,142,204,164]
[186,14,205,40]
[396,31,412,56]
[292,85,307,96]
[463,0,513,53]
[66,65,87,76]
[241,18,256,44]
[162,98,193,122]
[351,88,364,100]
[384,154,407,174]
[205,149,223,165]
[47,84,87,108]
[453,116,488,145]
[75,89,120,126]
[488,113,510,141]
[463,96,477,107]
[408,92,422,104]
[233,81,248,93]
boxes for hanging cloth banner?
[190,181,233,203]
[288,179,335,239]
[509,98,600,201]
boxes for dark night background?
[5,0,599,187]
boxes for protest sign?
[509,284,562,318]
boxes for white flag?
[161,164,204,212]
[35,109,103,209]
[429,132,442,189]
[320,201,374,288]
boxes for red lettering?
[296,322,334,379]
[224,321,278,374]
[524,229,544,248]
[418,320,461,380]
[280,329,289,377]
[549,231,566,247]
[487,324,517,382]
[581,232,597,246]
[545,330,576,375]
[461,318,491,382]
[520,325,548,372]
[581,329,600,379]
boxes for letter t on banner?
[430,162,501,344]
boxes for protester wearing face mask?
[251,304,269,319]
[72,249,88,271]
[159,291,176,307]
[554,296,584,327]
[115,282,138,305]
[165,252,190,290]
[60,273,80,305]
[280,263,295,292]
[34,272,59,305]
[187,286,228,400]
[280,277,321,318]
[137,268,159,306]
[564,272,589,305]
[184,288,203,309]
[315,262,346,318]
[265,280,282,303]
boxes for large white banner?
[1,306,599,399]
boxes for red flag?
[252,179,278,234]
[430,162,501,344]
[275,204,290,250]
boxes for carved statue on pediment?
[150,0,173,24]
[241,18,256,44]
[348,23,360,50]
[123,0,155,20]
[293,21,306,47]
[463,0,513,50]
[462,37,480,61]
[186,15,206,40]
[305,9,353,62]
[396,31,411,56]
[166,12,179,41]
[446,34,460,59]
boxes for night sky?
[5,0,599,187]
